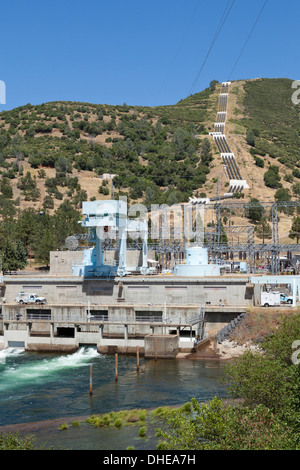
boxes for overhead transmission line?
[228,0,269,80]
[188,0,236,97]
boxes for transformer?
[174,246,221,277]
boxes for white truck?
[280,293,293,304]
[261,291,280,307]
[16,292,47,305]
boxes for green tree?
[43,195,54,210]
[292,182,300,196]
[52,200,84,248]
[1,239,20,273]
[15,240,28,269]
[143,185,160,208]
[245,198,264,222]
[157,315,300,451]
[224,351,299,414]
[172,128,198,159]
[224,315,300,420]
[264,165,282,189]
[55,156,73,178]
[253,155,264,167]
[200,138,212,166]
[15,209,39,249]
[37,169,46,179]
[274,187,290,202]
[72,188,88,209]
[292,168,300,179]
[0,178,13,199]
[156,397,296,450]
[209,80,219,91]
[246,129,256,147]
[36,229,55,266]
[255,217,272,241]
[275,187,294,215]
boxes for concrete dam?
[0,196,299,357]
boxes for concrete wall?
[0,272,253,353]
[0,323,180,357]
[1,275,252,342]
[0,320,174,355]
[144,334,179,358]
[2,275,254,307]
[50,251,83,275]
[49,250,157,276]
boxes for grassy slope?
[0,87,217,212]
[242,78,300,163]
[0,78,299,220]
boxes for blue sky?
[0,0,299,110]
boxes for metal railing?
[1,309,207,326]
[135,315,163,323]
[187,307,205,326]
[88,315,108,322]
[25,313,52,320]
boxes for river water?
[0,347,229,450]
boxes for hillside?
[0,78,299,209]
[223,78,300,198]
[0,78,299,263]
[0,86,217,213]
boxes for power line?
[188,0,236,96]
[228,0,269,80]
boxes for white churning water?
[0,347,102,392]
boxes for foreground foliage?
[0,432,36,450]
[156,397,297,450]
[156,314,300,450]
[3,314,300,450]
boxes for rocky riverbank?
[215,339,261,360]
[177,338,261,361]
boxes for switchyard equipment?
[68,81,300,278]
[71,199,300,278]
[72,200,150,277]
[173,246,221,277]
